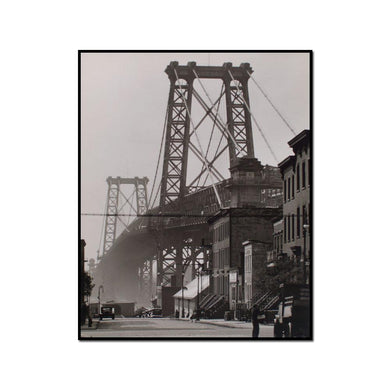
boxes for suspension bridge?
[84,61,295,310]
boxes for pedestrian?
[252,304,260,338]
[80,302,87,326]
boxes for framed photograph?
[79,51,312,340]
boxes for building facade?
[208,156,282,315]
[274,129,311,283]
[243,240,272,308]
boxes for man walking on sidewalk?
[252,304,260,338]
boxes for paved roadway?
[81,317,274,339]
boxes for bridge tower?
[102,176,149,256]
[157,62,256,287]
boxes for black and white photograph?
[79,51,312,339]
[3,1,390,388]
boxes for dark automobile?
[99,306,115,320]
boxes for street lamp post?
[98,285,104,316]
[196,270,200,321]
[181,272,185,318]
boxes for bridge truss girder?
[157,232,206,288]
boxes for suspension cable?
[149,102,169,207]
[149,180,161,210]
[247,70,296,136]
[127,188,137,225]
[196,83,224,188]
[192,69,243,157]
[98,193,108,258]
[228,70,279,164]
[201,132,226,187]
[174,69,222,208]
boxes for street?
[81,317,274,339]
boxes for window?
[296,163,300,189]
[292,214,295,241]
[292,175,295,198]
[284,180,287,202]
[308,159,311,186]
[288,178,291,200]
[302,205,306,231]
[284,217,287,243]
[288,215,290,242]
[302,161,306,188]
[297,207,300,238]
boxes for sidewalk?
[80,319,100,331]
[176,317,273,330]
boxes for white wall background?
[1,1,389,389]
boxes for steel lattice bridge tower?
[93,62,283,306]
[154,62,256,289]
[160,61,254,207]
[102,176,149,255]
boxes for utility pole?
[196,271,200,321]
[303,224,309,284]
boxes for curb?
[199,320,252,329]
[174,318,252,329]
[81,320,100,331]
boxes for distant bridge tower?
[102,176,149,255]
[157,62,256,287]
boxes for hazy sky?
[81,52,310,261]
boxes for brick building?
[270,129,311,283]
[207,156,281,315]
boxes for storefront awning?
[173,275,209,300]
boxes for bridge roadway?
[80,317,275,338]
[92,170,282,301]
[91,181,222,301]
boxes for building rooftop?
[288,129,310,152]
[278,155,296,173]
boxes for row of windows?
[284,159,310,203]
[274,233,283,252]
[283,204,309,243]
[245,254,252,273]
[213,221,229,242]
[215,275,228,296]
[214,247,230,269]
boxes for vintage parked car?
[99,306,115,320]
